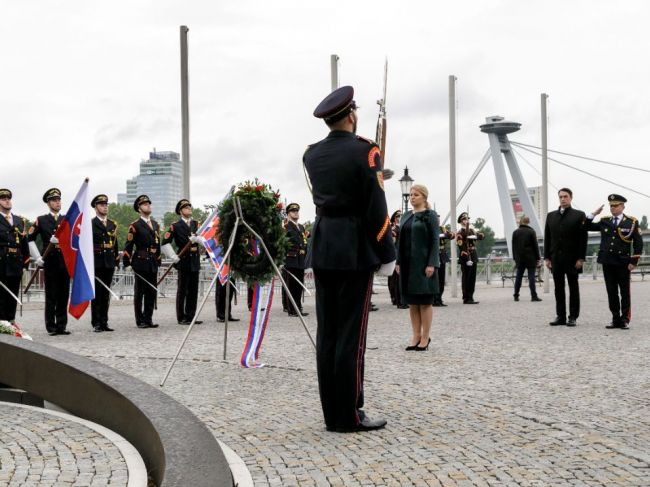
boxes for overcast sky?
[3,1,650,236]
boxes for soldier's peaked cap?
[0,189,12,199]
[313,86,357,123]
[175,199,192,215]
[91,194,109,208]
[458,212,469,224]
[608,194,627,204]
[43,188,61,203]
[287,203,300,212]
[133,194,151,212]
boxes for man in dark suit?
[0,189,29,323]
[304,85,396,433]
[283,202,309,317]
[587,194,644,329]
[28,188,71,336]
[511,215,542,302]
[544,188,587,326]
[122,195,161,329]
[162,199,202,325]
[90,194,119,332]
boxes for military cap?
[313,86,357,123]
[43,188,61,203]
[608,194,627,205]
[91,194,109,208]
[286,203,300,212]
[0,189,12,199]
[458,212,469,224]
[133,194,152,212]
[175,199,192,215]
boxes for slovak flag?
[55,178,95,319]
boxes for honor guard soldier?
[122,195,161,329]
[587,194,644,329]
[28,188,71,335]
[283,203,309,317]
[161,199,202,325]
[456,212,484,304]
[433,224,454,307]
[304,86,396,433]
[90,194,119,332]
[0,189,29,323]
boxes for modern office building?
[509,186,543,223]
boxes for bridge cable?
[511,147,560,192]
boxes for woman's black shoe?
[405,344,418,351]
[415,338,431,351]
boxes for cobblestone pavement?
[0,404,128,486]
[13,278,650,486]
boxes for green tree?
[162,208,210,230]
[473,217,495,257]
[640,215,648,230]
[107,203,138,247]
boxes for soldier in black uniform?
[122,195,161,329]
[304,86,396,433]
[0,189,29,323]
[162,199,202,325]
[90,194,119,332]
[28,188,71,335]
[283,202,309,316]
[433,224,454,307]
[456,212,484,304]
[587,194,644,329]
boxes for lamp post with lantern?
[399,166,414,215]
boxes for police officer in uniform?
[90,194,119,332]
[433,224,454,307]
[162,199,203,325]
[122,195,161,328]
[456,212,484,304]
[304,86,396,433]
[0,189,29,322]
[587,194,644,329]
[28,188,71,335]
[283,202,309,316]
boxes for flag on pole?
[198,187,234,285]
[55,178,95,319]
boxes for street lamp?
[399,166,414,214]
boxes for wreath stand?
[160,196,316,387]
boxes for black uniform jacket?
[284,220,308,269]
[439,227,454,264]
[28,213,67,271]
[303,130,395,271]
[0,214,29,277]
[122,218,161,273]
[162,219,201,272]
[586,214,644,266]
[512,224,541,268]
[93,217,119,269]
[456,226,484,263]
[544,206,587,270]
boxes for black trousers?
[514,264,538,298]
[314,268,373,430]
[285,267,305,312]
[134,270,157,326]
[0,274,21,322]
[281,269,289,311]
[602,264,631,323]
[44,266,70,332]
[461,262,477,302]
[434,261,447,303]
[176,269,199,322]
[387,270,400,305]
[91,267,114,328]
[215,278,235,319]
[552,267,580,320]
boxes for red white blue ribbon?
[240,279,274,368]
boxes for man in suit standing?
[544,188,587,326]
[587,194,643,329]
[512,215,542,302]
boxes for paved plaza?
[6,277,650,486]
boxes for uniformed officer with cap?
[122,195,161,328]
[0,189,29,323]
[161,199,203,325]
[456,212,484,304]
[587,194,644,329]
[90,194,119,332]
[283,202,309,317]
[433,224,455,307]
[28,188,71,335]
[304,85,396,433]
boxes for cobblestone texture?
[12,278,650,486]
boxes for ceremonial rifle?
[24,242,53,293]
[157,241,192,286]
[375,58,394,180]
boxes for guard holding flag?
[28,188,71,335]
[162,199,202,325]
[122,195,161,329]
[91,194,119,332]
[0,189,29,323]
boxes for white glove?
[466,260,474,267]
[190,235,202,243]
[124,265,132,272]
[467,235,477,240]
[29,241,42,261]
[35,257,45,267]
[50,235,59,244]
[377,260,396,276]
[172,255,180,264]
[161,243,179,261]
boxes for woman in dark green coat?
[396,184,440,351]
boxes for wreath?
[217,180,289,286]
